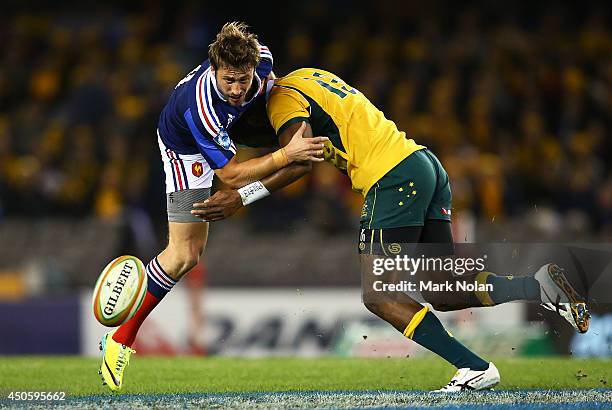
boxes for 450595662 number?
[7,391,66,401]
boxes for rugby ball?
[92,255,147,327]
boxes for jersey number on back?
[175,65,201,89]
[308,72,357,98]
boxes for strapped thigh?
[167,188,211,223]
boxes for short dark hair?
[208,22,260,71]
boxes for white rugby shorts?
[157,131,214,193]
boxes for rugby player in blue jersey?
[98,22,327,391]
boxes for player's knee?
[181,243,204,270]
[182,251,201,273]
[165,241,204,278]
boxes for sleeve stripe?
[196,75,219,136]
[203,71,223,127]
[196,73,219,136]
[201,72,222,130]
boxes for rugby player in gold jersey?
[192,68,589,391]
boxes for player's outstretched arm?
[192,122,318,222]
[213,122,326,189]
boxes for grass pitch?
[0,357,610,408]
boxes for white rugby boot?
[434,362,500,392]
[535,263,590,333]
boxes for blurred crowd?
[0,1,611,242]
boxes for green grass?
[0,357,609,397]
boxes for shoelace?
[115,346,134,373]
[440,379,458,390]
[541,302,566,313]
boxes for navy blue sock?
[482,272,540,304]
[410,310,489,371]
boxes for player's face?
[214,66,255,106]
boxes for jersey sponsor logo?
[214,129,232,150]
[192,162,204,177]
[358,229,367,252]
[361,203,368,218]
[388,243,402,254]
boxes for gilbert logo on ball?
[92,255,147,327]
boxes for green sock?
[486,274,540,304]
[412,311,489,371]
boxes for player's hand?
[283,122,328,163]
[191,190,242,222]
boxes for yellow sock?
[475,271,495,306]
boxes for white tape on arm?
[237,181,270,206]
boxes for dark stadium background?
[0,1,610,358]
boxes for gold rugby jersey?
[266,68,425,196]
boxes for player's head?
[209,21,260,107]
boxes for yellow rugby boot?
[98,331,135,391]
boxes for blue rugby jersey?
[157,45,273,169]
